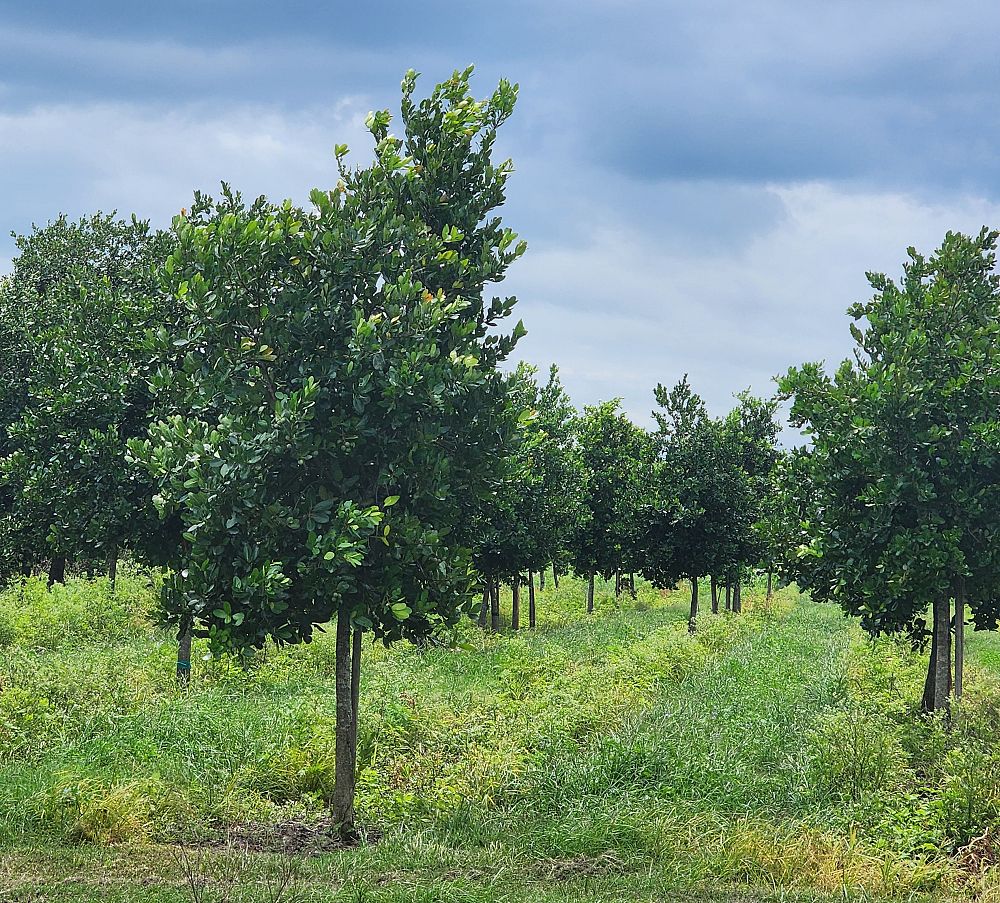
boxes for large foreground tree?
[133,68,526,836]
[780,229,1000,712]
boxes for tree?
[754,449,799,600]
[724,391,781,603]
[465,364,584,629]
[530,365,586,587]
[464,366,539,630]
[644,377,751,631]
[0,214,174,585]
[572,400,651,612]
[133,67,526,836]
[780,229,1000,712]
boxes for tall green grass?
[1,571,999,901]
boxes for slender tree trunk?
[615,572,622,597]
[766,569,773,601]
[587,574,595,614]
[478,582,489,628]
[725,581,732,612]
[511,576,520,631]
[710,576,719,614]
[108,548,119,594]
[539,568,546,591]
[176,619,192,688]
[528,570,536,629]
[922,594,952,713]
[955,579,965,701]
[629,573,636,598]
[553,567,559,589]
[490,578,500,631]
[351,627,362,761]
[332,605,358,838]
[47,556,66,588]
[733,577,742,614]
[689,577,699,633]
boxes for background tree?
[134,68,526,836]
[0,214,173,586]
[529,365,586,594]
[571,400,651,613]
[466,363,585,629]
[780,228,1000,712]
[644,377,751,630]
[723,391,781,605]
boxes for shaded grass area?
[1,572,999,900]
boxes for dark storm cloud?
[2,1,1000,430]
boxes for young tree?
[780,229,1000,712]
[723,391,781,605]
[644,377,751,631]
[572,400,651,612]
[133,68,526,836]
[530,365,586,588]
[466,364,585,629]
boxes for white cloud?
[506,182,1000,428]
[0,99,373,271]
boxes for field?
[2,572,1000,902]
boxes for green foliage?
[0,214,176,578]
[133,68,526,652]
[780,228,1000,641]
[572,400,651,579]
[470,363,585,584]
[644,378,778,589]
[806,706,907,803]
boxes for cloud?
[506,182,1000,430]
[3,1,1000,444]
[0,100,372,270]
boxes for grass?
[0,568,998,901]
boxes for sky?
[2,0,1000,431]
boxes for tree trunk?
[733,577,742,614]
[629,573,636,598]
[587,574,595,614]
[725,581,732,611]
[478,582,489,628]
[710,576,718,614]
[47,556,66,588]
[176,619,192,687]
[553,567,559,589]
[955,579,965,701]
[332,605,358,838]
[351,627,362,760]
[539,568,546,590]
[528,570,536,629]
[108,548,119,594]
[922,594,952,713]
[511,577,520,631]
[490,578,500,631]
[615,572,622,597]
[766,569,773,601]
[689,577,699,633]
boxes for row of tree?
[464,363,782,634]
